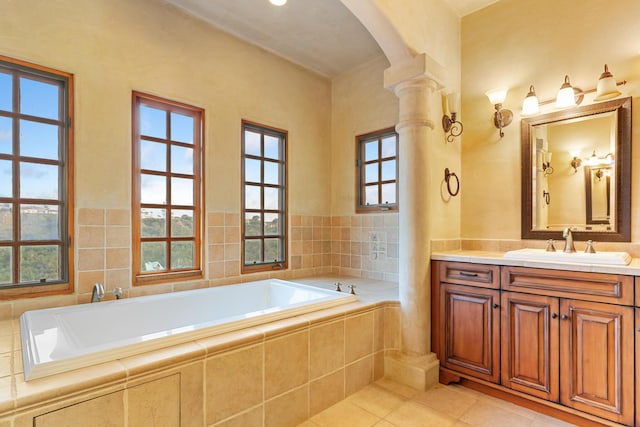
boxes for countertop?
[431,249,640,275]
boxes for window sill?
[241,262,288,275]
[356,205,399,214]
[0,282,73,301]
[134,270,203,286]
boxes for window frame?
[241,120,288,274]
[131,91,204,285]
[0,55,74,299]
[355,127,399,213]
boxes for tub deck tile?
[197,327,264,357]
[119,341,206,378]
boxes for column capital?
[383,52,445,92]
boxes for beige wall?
[330,55,398,216]
[461,0,640,240]
[0,0,332,216]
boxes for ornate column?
[383,53,444,389]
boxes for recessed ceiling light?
[269,0,287,5]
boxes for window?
[241,120,287,273]
[132,92,203,284]
[0,55,73,297]
[356,127,398,212]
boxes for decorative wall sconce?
[541,152,553,176]
[442,92,463,143]
[594,169,604,181]
[585,150,614,166]
[521,65,626,115]
[595,64,621,101]
[556,75,578,108]
[521,85,540,116]
[570,155,582,173]
[485,88,512,138]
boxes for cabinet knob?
[551,313,558,319]
[561,314,568,320]
[492,303,499,309]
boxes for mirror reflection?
[532,111,616,232]
[521,96,631,242]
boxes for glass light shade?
[485,88,508,105]
[594,64,621,101]
[447,92,460,114]
[521,85,539,115]
[269,0,287,5]
[555,75,576,108]
[586,150,599,166]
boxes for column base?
[384,350,440,391]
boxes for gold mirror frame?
[521,96,631,241]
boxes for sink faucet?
[562,227,576,253]
[91,283,105,303]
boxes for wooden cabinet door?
[439,283,500,383]
[559,299,634,425]
[501,292,559,401]
[636,308,640,427]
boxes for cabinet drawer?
[439,261,500,289]
[636,277,640,307]
[502,266,633,305]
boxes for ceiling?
[165,0,498,78]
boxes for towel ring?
[444,168,460,197]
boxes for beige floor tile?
[374,377,419,399]
[530,414,577,427]
[347,384,406,417]
[296,422,321,427]
[451,422,474,427]
[373,421,396,427]
[384,401,457,427]
[311,400,380,427]
[412,383,478,418]
[460,400,533,427]
[477,394,538,420]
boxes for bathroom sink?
[503,248,632,266]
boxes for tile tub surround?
[0,210,398,322]
[0,280,400,426]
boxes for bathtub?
[20,279,356,381]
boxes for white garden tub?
[20,279,356,380]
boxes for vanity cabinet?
[433,260,636,426]
[500,291,559,401]
[439,283,500,383]
[436,262,501,383]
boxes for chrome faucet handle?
[348,284,356,295]
[112,287,123,299]
[545,239,556,252]
[584,240,596,254]
[335,282,342,292]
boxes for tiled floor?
[299,379,576,427]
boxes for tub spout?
[91,283,105,303]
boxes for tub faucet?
[91,283,105,303]
[562,227,576,253]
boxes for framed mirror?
[521,96,631,241]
